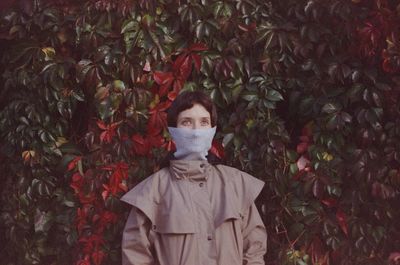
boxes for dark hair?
[167,90,217,127]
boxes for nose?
[192,120,201,130]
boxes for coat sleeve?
[241,203,267,265]
[122,207,155,265]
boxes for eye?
[200,119,210,126]
[180,119,191,126]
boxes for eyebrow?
[179,116,210,120]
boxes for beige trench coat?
[121,160,267,265]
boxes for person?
[121,90,267,265]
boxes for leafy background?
[1,0,400,264]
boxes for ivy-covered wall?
[1,0,400,265]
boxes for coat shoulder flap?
[214,165,265,215]
[120,168,195,234]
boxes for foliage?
[1,0,400,265]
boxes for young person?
[121,91,267,265]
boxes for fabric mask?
[168,126,217,160]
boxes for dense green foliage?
[1,0,400,264]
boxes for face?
[177,103,212,129]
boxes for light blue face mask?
[168,126,217,160]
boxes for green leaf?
[266,89,284,101]
[286,150,298,162]
[322,103,341,114]
[241,91,258,101]
[223,133,234,147]
[34,210,53,233]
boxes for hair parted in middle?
[167,90,218,127]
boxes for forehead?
[177,103,210,119]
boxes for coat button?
[152,225,157,230]
[199,182,204,187]
[207,235,212,240]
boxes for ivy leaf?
[266,89,284,101]
[336,209,349,236]
[322,103,341,114]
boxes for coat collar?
[169,160,211,181]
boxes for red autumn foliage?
[131,134,149,156]
[99,210,118,227]
[70,173,84,193]
[79,234,104,254]
[296,123,313,155]
[148,100,171,134]
[389,252,400,264]
[153,43,207,99]
[78,191,97,204]
[210,139,225,159]
[162,138,175,152]
[68,156,82,171]
[75,257,91,265]
[131,132,166,157]
[321,197,338,208]
[336,209,349,237]
[102,162,129,199]
[76,207,89,234]
[92,250,106,265]
[308,237,329,265]
[97,120,121,144]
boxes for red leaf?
[172,78,184,92]
[149,111,167,132]
[101,185,109,201]
[99,131,108,143]
[158,84,169,97]
[173,54,188,71]
[389,252,400,263]
[336,209,349,236]
[238,22,256,32]
[109,122,120,129]
[79,234,104,255]
[321,197,337,208]
[119,182,128,192]
[163,139,175,152]
[178,56,192,80]
[97,121,120,144]
[168,90,179,101]
[188,43,208,51]
[68,156,82,171]
[70,173,84,193]
[147,133,165,149]
[372,181,396,199]
[153,71,174,86]
[210,140,225,159]
[148,101,170,133]
[96,120,107,130]
[292,170,306,181]
[191,54,202,72]
[309,237,327,265]
[104,162,129,195]
[100,211,118,225]
[132,134,149,156]
[296,142,309,154]
[76,259,91,265]
[78,191,97,204]
[132,134,145,144]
